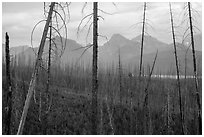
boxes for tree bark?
[92,2,98,135]
[139,2,146,77]
[5,32,13,135]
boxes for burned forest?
[2,2,202,135]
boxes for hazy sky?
[2,2,202,47]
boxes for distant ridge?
[2,33,202,75]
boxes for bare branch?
[81,15,93,32]
[143,50,158,107]
[53,10,68,55]
[98,34,109,42]
[72,44,92,51]
[128,22,143,30]
[65,2,71,21]
[98,9,113,15]
[56,3,66,24]
[81,2,88,14]
[77,13,93,37]
[112,2,118,9]
[76,44,93,63]
[31,19,47,56]
[97,15,105,21]
[86,22,93,44]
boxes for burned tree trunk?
[169,3,184,134]
[139,2,146,77]
[92,2,98,135]
[137,2,147,113]
[5,32,13,135]
[143,50,158,135]
[188,2,202,135]
[17,2,55,135]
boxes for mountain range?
[2,33,202,75]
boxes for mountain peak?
[132,34,158,42]
[110,33,127,41]
[52,35,76,44]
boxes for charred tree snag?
[143,50,158,135]
[5,32,13,135]
[169,3,184,134]
[92,2,98,135]
[139,2,146,77]
[17,2,55,135]
[188,2,202,135]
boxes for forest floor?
[2,77,200,135]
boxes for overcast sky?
[2,2,202,47]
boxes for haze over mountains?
[2,33,202,75]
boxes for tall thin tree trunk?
[92,2,98,135]
[188,2,202,135]
[137,2,147,117]
[169,3,184,134]
[17,2,55,135]
[139,2,146,77]
[5,32,12,135]
[143,50,158,135]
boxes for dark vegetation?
[2,61,202,134]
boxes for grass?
[2,63,202,135]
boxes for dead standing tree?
[139,2,147,77]
[30,2,69,134]
[143,50,158,135]
[169,3,184,134]
[136,2,154,109]
[17,2,55,135]
[180,2,202,134]
[77,2,116,134]
[5,32,13,135]
[133,2,154,134]
[92,2,98,134]
[187,2,202,135]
